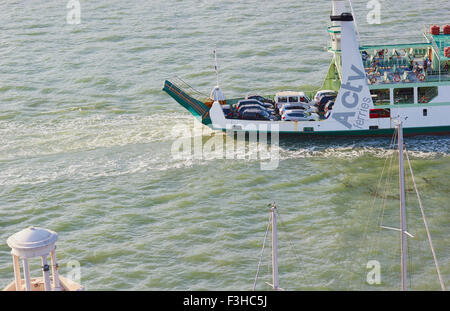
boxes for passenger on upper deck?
[362,51,369,61]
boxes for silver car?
[279,103,318,115]
[281,110,320,121]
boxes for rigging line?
[360,130,397,251]
[372,137,397,257]
[253,213,272,291]
[363,134,397,290]
[275,210,305,279]
[366,132,397,260]
[359,130,398,290]
[173,75,209,98]
[404,147,446,291]
[375,131,397,232]
[356,130,397,290]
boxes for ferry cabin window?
[370,89,390,105]
[418,86,438,104]
[370,108,391,118]
[394,88,414,104]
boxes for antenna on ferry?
[213,45,220,87]
[210,45,226,104]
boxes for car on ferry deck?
[317,95,337,113]
[324,101,335,113]
[245,94,275,105]
[237,104,274,117]
[221,104,233,119]
[234,99,273,110]
[240,109,276,121]
[314,90,337,103]
[274,91,311,110]
[279,103,318,115]
[281,110,320,121]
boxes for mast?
[213,45,220,87]
[253,203,283,291]
[397,122,408,291]
[271,204,279,290]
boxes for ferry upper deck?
[326,23,450,106]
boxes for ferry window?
[418,87,438,104]
[370,89,390,105]
[370,108,391,118]
[289,96,299,103]
[394,88,414,104]
[278,96,287,103]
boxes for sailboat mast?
[397,122,408,291]
[271,204,279,290]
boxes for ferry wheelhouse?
[163,1,450,136]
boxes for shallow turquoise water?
[0,0,449,290]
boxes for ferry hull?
[164,79,450,138]
[221,125,450,137]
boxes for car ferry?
[163,0,450,136]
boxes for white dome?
[7,227,57,257]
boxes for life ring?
[393,74,401,82]
[420,96,429,103]
[417,73,426,81]
[370,76,378,84]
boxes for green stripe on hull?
[305,126,450,137]
[219,125,450,137]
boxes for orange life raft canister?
[430,25,440,35]
[443,25,450,35]
[444,47,450,58]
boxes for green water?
[0,0,448,290]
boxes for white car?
[279,103,318,115]
[274,91,311,109]
[281,110,320,121]
[314,90,337,103]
